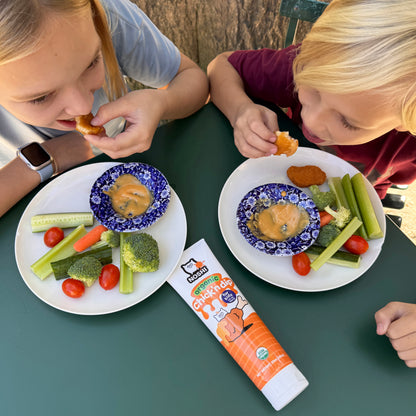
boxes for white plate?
[15,162,187,314]
[218,148,386,292]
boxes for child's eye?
[340,116,359,131]
[30,94,50,105]
[87,54,102,70]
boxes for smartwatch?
[17,142,54,182]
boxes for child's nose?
[63,85,95,116]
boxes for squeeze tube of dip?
[167,239,308,411]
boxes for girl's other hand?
[232,103,279,158]
[83,89,166,159]
[375,301,416,367]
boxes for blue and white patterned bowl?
[236,183,320,256]
[89,162,170,232]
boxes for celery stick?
[30,225,87,280]
[351,173,383,239]
[341,174,368,239]
[31,212,93,232]
[328,177,350,209]
[310,217,362,271]
[119,233,134,294]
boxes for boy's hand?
[83,89,166,159]
[232,103,279,158]
[375,301,416,367]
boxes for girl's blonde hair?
[293,0,416,133]
[0,0,126,101]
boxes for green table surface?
[1,103,415,415]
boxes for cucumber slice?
[51,246,113,280]
[31,212,94,233]
[305,245,361,268]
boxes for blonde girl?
[0,0,208,216]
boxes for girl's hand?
[375,301,416,367]
[232,103,279,158]
[83,89,167,159]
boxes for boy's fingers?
[374,302,404,335]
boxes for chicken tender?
[287,165,327,187]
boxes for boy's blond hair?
[293,0,416,133]
[0,0,126,101]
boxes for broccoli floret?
[324,206,352,229]
[67,256,102,287]
[122,233,159,273]
[309,185,336,211]
[100,230,120,248]
[316,223,341,247]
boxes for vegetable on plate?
[310,217,362,271]
[44,227,64,248]
[343,235,369,255]
[292,252,311,276]
[62,278,85,298]
[31,212,93,233]
[121,233,159,273]
[51,245,112,280]
[341,174,368,239]
[119,232,134,294]
[351,173,383,239]
[305,245,361,268]
[31,224,87,280]
[67,256,102,287]
[99,264,120,290]
[73,224,108,252]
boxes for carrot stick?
[319,211,333,227]
[73,224,108,252]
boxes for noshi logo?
[181,258,208,283]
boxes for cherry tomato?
[62,279,85,298]
[44,227,64,248]
[292,252,311,276]
[99,264,120,290]
[343,235,369,255]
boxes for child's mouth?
[302,124,325,144]
[57,119,77,130]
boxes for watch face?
[20,142,50,167]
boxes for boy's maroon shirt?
[228,46,416,198]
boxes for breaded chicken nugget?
[274,131,298,156]
[287,165,327,187]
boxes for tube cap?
[261,363,309,411]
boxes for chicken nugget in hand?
[75,113,104,136]
[274,131,298,156]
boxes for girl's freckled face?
[298,86,404,146]
[0,11,105,130]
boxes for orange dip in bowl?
[104,174,152,218]
[248,202,310,242]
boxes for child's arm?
[375,302,416,368]
[0,133,95,218]
[83,53,208,159]
[207,51,279,158]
